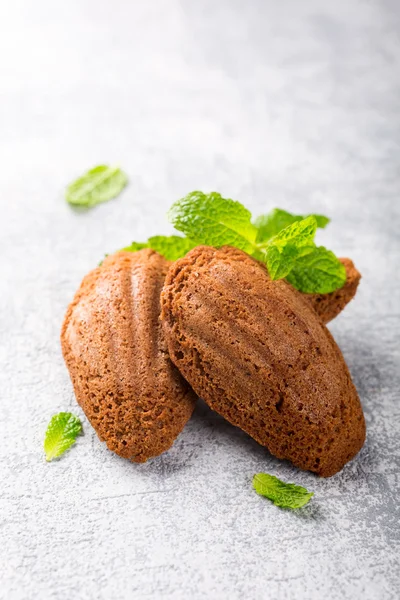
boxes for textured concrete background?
[0,1,399,598]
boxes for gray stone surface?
[0,1,399,598]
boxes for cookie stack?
[61,246,365,476]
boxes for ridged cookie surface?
[161,246,365,477]
[61,249,196,462]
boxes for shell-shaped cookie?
[61,249,196,462]
[161,246,365,477]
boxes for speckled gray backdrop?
[0,1,399,598]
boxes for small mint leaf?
[44,412,82,462]
[147,236,196,261]
[260,216,318,280]
[253,473,313,509]
[168,191,257,253]
[66,165,128,208]
[267,215,318,247]
[121,236,195,261]
[314,215,330,228]
[122,242,149,252]
[286,246,347,294]
[263,244,298,280]
[254,208,330,242]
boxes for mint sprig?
[44,412,82,461]
[168,192,342,293]
[254,208,330,242]
[123,235,196,261]
[253,473,313,509]
[111,190,344,294]
[66,165,128,208]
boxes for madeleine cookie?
[61,250,196,462]
[161,246,365,477]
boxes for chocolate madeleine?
[61,249,196,462]
[306,258,361,324]
[161,246,365,477]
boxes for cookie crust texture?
[61,250,196,462]
[161,246,365,477]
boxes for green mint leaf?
[286,246,347,294]
[253,473,313,509]
[261,216,318,280]
[44,412,82,461]
[263,244,301,280]
[313,215,330,228]
[265,215,318,247]
[147,236,196,261]
[122,241,149,252]
[168,191,258,253]
[66,165,128,208]
[122,236,195,261]
[255,208,330,242]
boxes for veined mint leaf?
[266,215,318,247]
[44,412,82,462]
[168,191,258,253]
[261,216,317,280]
[286,246,347,294]
[263,244,305,280]
[66,165,128,208]
[253,473,313,509]
[255,208,330,242]
[122,236,195,261]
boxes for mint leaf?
[262,216,317,280]
[66,165,128,208]
[265,215,318,247]
[122,241,149,252]
[44,412,82,461]
[147,236,196,261]
[168,191,258,253]
[253,473,313,509]
[286,246,347,294]
[255,208,330,242]
[122,236,195,261]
